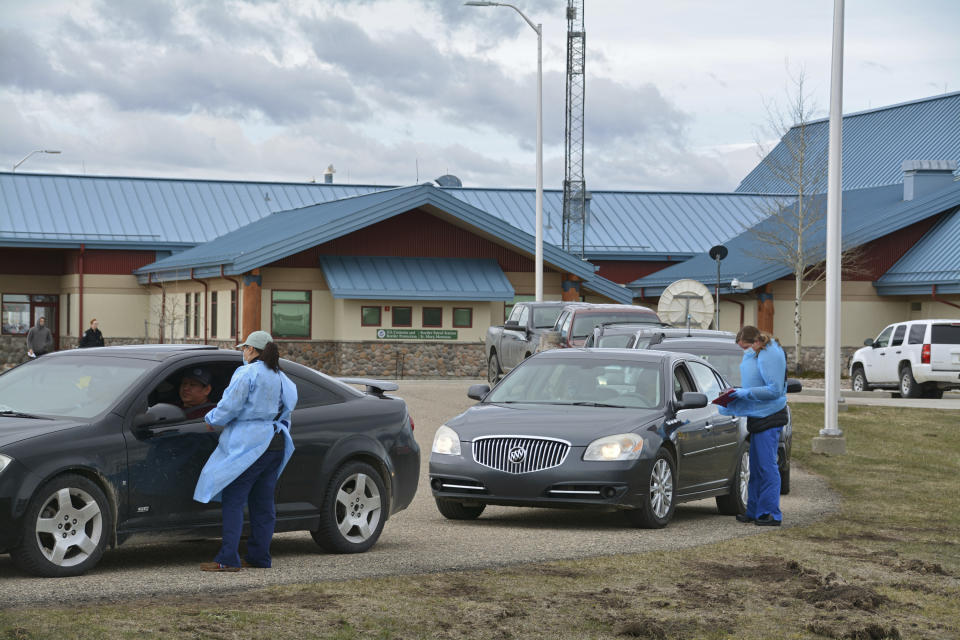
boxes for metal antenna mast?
[562,0,586,258]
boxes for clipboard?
[712,388,737,407]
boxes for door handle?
[704,423,713,429]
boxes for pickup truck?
[485,301,588,383]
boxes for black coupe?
[430,348,753,528]
[0,345,419,577]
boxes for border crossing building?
[1,92,958,375]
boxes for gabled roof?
[135,183,634,304]
[629,181,960,296]
[737,92,960,194]
[320,256,515,301]
[876,209,960,295]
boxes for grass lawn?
[2,404,958,639]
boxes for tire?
[779,451,791,495]
[899,366,921,398]
[716,446,749,515]
[434,498,486,520]
[850,367,870,392]
[487,353,501,384]
[10,474,110,577]
[625,448,676,528]
[311,461,387,554]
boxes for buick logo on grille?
[508,446,527,464]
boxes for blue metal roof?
[737,92,960,194]
[875,209,960,295]
[319,256,515,301]
[630,181,960,296]
[135,184,634,304]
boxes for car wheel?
[311,461,386,554]
[487,353,501,384]
[851,367,870,392]
[778,448,791,495]
[10,474,110,577]
[625,448,676,528]
[716,446,749,515]
[899,366,921,398]
[434,498,486,520]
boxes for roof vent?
[902,160,956,201]
[323,164,335,184]
[434,174,462,188]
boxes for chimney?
[323,164,336,184]
[902,160,957,201]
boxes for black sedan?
[0,345,419,577]
[429,348,751,528]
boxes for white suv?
[850,319,960,398]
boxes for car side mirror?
[133,403,187,429]
[504,320,523,332]
[467,384,491,401]
[864,338,875,347]
[676,392,708,410]
[786,378,803,393]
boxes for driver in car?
[177,368,216,420]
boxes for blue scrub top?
[193,360,298,503]
[718,340,787,418]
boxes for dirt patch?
[692,557,811,582]
[807,621,902,640]
[894,559,950,576]
[804,532,904,544]
[797,573,889,612]
[615,617,667,639]
[505,565,583,579]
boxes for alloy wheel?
[34,487,103,568]
[649,458,674,519]
[334,473,382,544]
[738,450,750,507]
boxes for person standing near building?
[193,331,297,571]
[78,318,105,348]
[26,316,54,358]
[718,325,788,527]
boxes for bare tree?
[147,284,187,344]
[747,69,863,373]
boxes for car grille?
[472,436,570,474]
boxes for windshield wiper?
[569,401,627,408]
[0,410,49,420]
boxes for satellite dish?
[658,279,715,330]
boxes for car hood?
[446,403,662,446]
[0,416,84,448]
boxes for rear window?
[572,311,658,338]
[907,324,926,345]
[533,307,564,329]
[931,324,960,344]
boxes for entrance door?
[32,295,59,351]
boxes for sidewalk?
[791,384,960,409]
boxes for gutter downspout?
[221,266,242,341]
[190,268,209,344]
[78,244,85,341]
[147,273,165,343]
[932,284,960,311]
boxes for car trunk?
[930,322,960,371]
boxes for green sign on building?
[376,329,458,340]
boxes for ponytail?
[258,341,280,372]
[736,325,776,350]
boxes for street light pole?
[12,149,61,172]
[465,2,543,301]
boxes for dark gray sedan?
[429,349,750,528]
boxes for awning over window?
[319,256,515,301]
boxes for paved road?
[0,380,840,608]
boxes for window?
[875,326,893,348]
[288,375,344,407]
[453,307,472,328]
[193,293,201,337]
[504,295,535,322]
[392,306,412,327]
[907,324,926,345]
[230,290,237,338]
[931,323,960,345]
[687,361,723,402]
[890,324,906,347]
[2,294,30,335]
[361,306,381,327]
[271,290,311,338]
[210,292,218,337]
[422,307,442,328]
[184,293,192,337]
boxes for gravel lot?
[0,380,840,608]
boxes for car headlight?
[583,434,644,461]
[0,454,12,475]
[432,425,462,456]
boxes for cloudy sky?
[2,0,958,192]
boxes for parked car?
[486,301,589,383]
[849,319,960,398]
[552,304,662,348]
[0,345,420,577]
[585,325,796,493]
[430,348,754,528]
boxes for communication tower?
[562,0,586,258]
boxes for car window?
[559,312,573,340]
[672,363,696,402]
[686,361,723,402]
[931,323,960,344]
[517,305,530,328]
[0,356,155,419]
[907,324,926,345]
[875,326,894,348]
[288,374,344,407]
[596,334,634,348]
[532,307,564,329]
[507,305,524,323]
[571,312,658,338]
[890,325,906,347]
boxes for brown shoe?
[201,562,241,572]
[241,560,270,569]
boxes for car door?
[502,304,530,371]
[864,325,894,383]
[880,324,908,382]
[686,360,739,487]
[670,362,717,493]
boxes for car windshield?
[487,358,662,409]
[595,334,634,348]
[0,357,155,419]
[572,313,657,338]
[532,307,564,329]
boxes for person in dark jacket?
[718,325,788,526]
[78,318,105,348]
[26,316,54,357]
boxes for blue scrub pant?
[213,449,283,568]
[746,426,782,522]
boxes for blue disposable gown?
[718,340,787,418]
[193,360,297,504]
